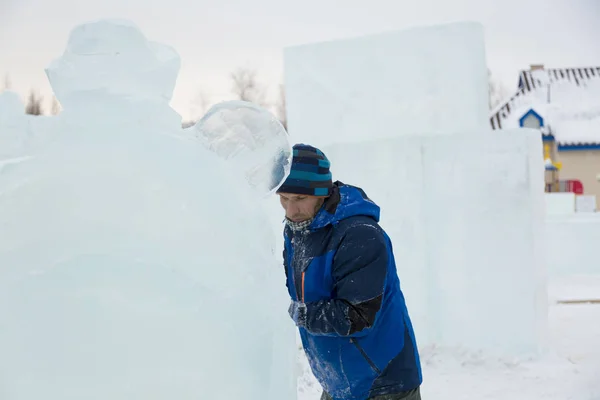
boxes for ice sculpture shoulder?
[0,19,295,400]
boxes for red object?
[564,179,584,194]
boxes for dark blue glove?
[288,300,307,327]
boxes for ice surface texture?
[0,19,296,400]
[190,100,292,196]
[283,21,489,147]
[322,130,548,357]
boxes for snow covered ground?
[297,274,600,400]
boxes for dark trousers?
[321,386,421,400]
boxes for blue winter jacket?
[283,182,422,400]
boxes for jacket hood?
[311,182,380,230]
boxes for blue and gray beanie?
[277,144,333,197]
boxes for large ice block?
[419,129,547,355]
[323,128,548,356]
[284,22,489,146]
[0,19,296,400]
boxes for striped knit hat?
[277,144,333,197]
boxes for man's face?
[279,193,325,222]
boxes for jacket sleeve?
[303,222,388,337]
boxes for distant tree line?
[1,73,61,116]
[488,69,510,110]
[3,68,508,128]
[184,67,287,130]
[2,69,287,128]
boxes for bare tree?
[25,89,43,115]
[181,120,196,129]
[2,73,11,90]
[191,88,212,118]
[488,69,510,110]
[230,67,267,106]
[276,84,287,130]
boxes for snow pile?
[0,90,31,160]
[0,19,296,400]
[530,68,551,87]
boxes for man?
[277,144,422,400]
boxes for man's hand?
[288,300,307,327]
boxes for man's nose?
[286,203,299,215]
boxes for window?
[521,113,542,129]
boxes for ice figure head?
[45,19,180,110]
[0,19,295,400]
[191,100,292,196]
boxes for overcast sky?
[1,0,599,120]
